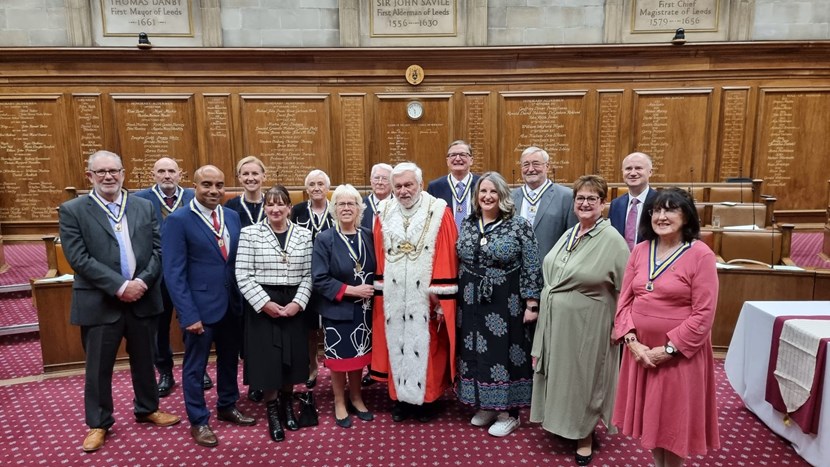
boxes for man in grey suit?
[511,146,577,258]
[59,150,180,453]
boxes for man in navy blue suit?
[608,152,658,250]
[134,157,198,398]
[361,162,393,231]
[426,140,480,232]
[162,165,255,448]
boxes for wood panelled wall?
[1,43,829,236]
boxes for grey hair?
[87,150,123,171]
[305,169,331,189]
[370,163,394,179]
[328,184,365,227]
[520,146,550,163]
[391,162,423,186]
[447,139,473,156]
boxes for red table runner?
[764,315,830,435]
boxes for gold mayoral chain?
[388,199,435,262]
[448,174,472,213]
[646,240,692,292]
[151,184,184,213]
[189,199,226,249]
[270,220,294,263]
[239,193,265,225]
[336,224,365,273]
[521,179,552,213]
[307,201,332,235]
[91,188,129,232]
[477,217,503,246]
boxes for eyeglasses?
[90,169,123,177]
[371,176,389,183]
[574,196,601,205]
[648,207,681,216]
[446,152,471,159]
[520,161,546,170]
[336,202,357,208]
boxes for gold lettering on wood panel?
[757,90,830,209]
[634,92,710,183]
[597,92,623,181]
[463,94,488,175]
[112,97,195,188]
[0,99,64,221]
[73,96,104,159]
[203,95,232,182]
[718,89,748,179]
[501,94,585,183]
[377,98,449,182]
[241,98,328,186]
[341,96,367,185]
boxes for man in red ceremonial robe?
[371,162,458,423]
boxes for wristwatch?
[665,343,679,357]
[528,305,539,313]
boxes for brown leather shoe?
[190,424,218,448]
[217,407,256,426]
[135,410,181,427]
[82,428,107,452]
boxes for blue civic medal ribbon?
[448,174,472,213]
[336,224,364,272]
[522,179,551,213]
[477,217,502,246]
[646,240,691,292]
[151,184,183,214]
[90,188,128,231]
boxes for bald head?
[193,165,225,210]
[152,157,182,195]
[622,152,653,196]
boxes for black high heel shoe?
[575,432,597,466]
[347,401,374,421]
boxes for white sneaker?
[487,412,520,437]
[470,409,498,427]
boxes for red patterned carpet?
[0,332,42,380]
[0,358,810,466]
[0,291,37,328]
[0,243,47,286]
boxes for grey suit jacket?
[59,193,162,326]
[511,182,578,259]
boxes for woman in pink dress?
[612,187,720,467]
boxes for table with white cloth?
[725,301,830,467]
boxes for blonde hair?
[236,156,266,175]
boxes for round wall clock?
[406,101,424,120]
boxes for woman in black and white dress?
[291,169,334,388]
[312,184,376,428]
[236,185,313,442]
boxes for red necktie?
[211,210,228,260]
[624,198,640,251]
[164,196,175,208]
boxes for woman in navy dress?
[312,184,376,428]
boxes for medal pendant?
[355,263,362,273]
[282,256,288,263]
[398,241,415,254]
[218,239,225,247]
[456,205,463,213]
[645,281,654,292]
[480,237,488,246]
[529,206,537,212]
[114,223,122,232]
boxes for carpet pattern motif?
[0,243,47,286]
[0,291,37,328]
[790,232,829,269]
[0,332,42,380]
[0,360,810,466]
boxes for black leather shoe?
[417,401,441,423]
[361,373,375,387]
[247,388,264,402]
[391,401,410,422]
[202,373,213,390]
[335,414,352,428]
[157,373,175,397]
[217,407,256,426]
[266,400,284,442]
[575,452,593,466]
[305,377,317,389]
[347,401,374,421]
[279,393,299,431]
[190,424,218,448]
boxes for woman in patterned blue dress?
[456,171,543,437]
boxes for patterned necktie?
[454,181,467,232]
[526,190,537,226]
[211,210,228,260]
[164,195,176,208]
[107,203,132,279]
[624,198,640,251]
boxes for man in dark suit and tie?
[426,140,480,232]
[59,150,180,453]
[361,162,393,232]
[608,152,658,250]
[161,165,255,448]
[510,146,577,258]
[134,157,200,397]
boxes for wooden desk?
[32,277,185,373]
[713,267,817,352]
